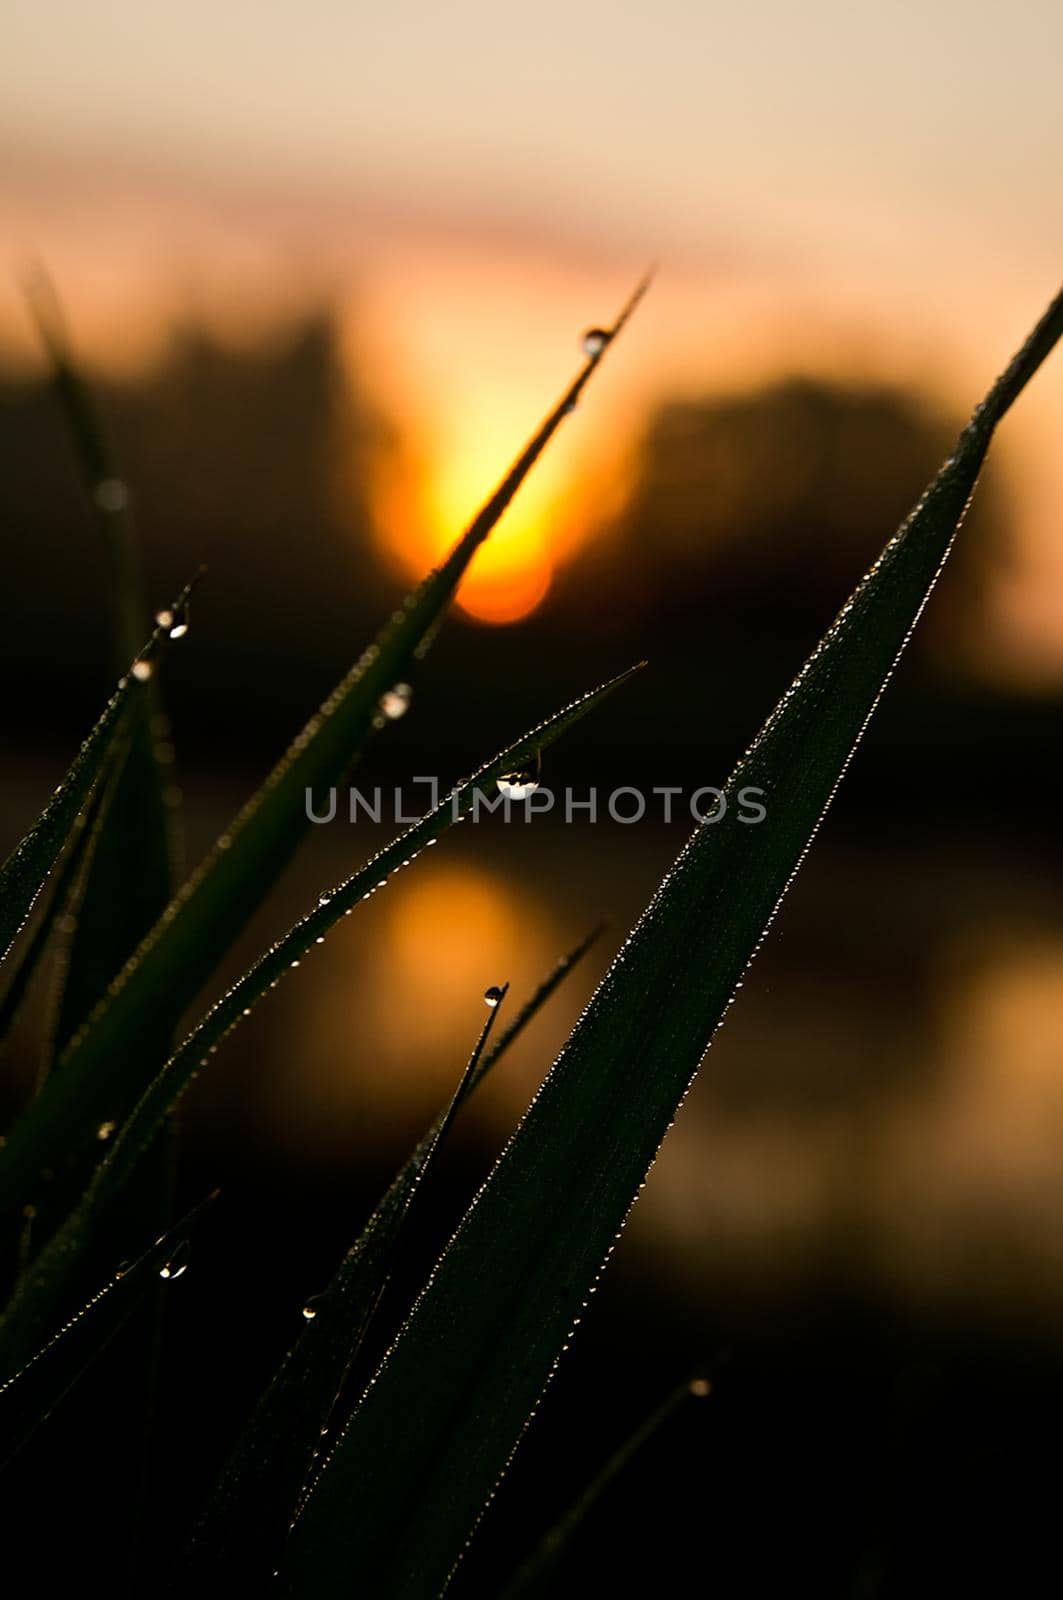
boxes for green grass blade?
[0,1189,217,1469]
[25,276,185,1589]
[282,285,1063,1598]
[500,1375,712,1599]
[0,747,127,1055]
[185,988,511,1584]
[22,284,182,1312]
[50,723,176,1059]
[0,588,193,975]
[25,269,179,1065]
[0,279,647,1213]
[463,923,602,1103]
[0,666,640,1369]
[24,265,152,666]
[188,926,599,1583]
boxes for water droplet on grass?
[96,1121,116,1141]
[379,683,412,720]
[159,1241,190,1280]
[581,328,610,357]
[496,772,539,800]
[132,659,154,682]
[484,986,504,1008]
[302,1295,323,1320]
[156,600,190,640]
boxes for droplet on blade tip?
[484,985,504,1008]
[159,1241,190,1281]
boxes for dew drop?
[496,770,539,801]
[156,600,190,640]
[302,1294,323,1321]
[131,659,154,682]
[96,1120,116,1142]
[484,986,504,1008]
[379,683,412,721]
[581,327,610,357]
[159,1241,190,1281]
[689,1377,712,1398]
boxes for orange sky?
[3,0,1063,658]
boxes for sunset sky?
[4,0,1063,655]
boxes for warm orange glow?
[275,856,560,1140]
[358,859,554,1092]
[366,359,584,624]
[4,152,1063,668]
[459,549,553,625]
[385,864,514,991]
[419,463,555,625]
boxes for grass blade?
[464,923,603,1103]
[25,269,179,1062]
[23,265,153,666]
[0,584,194,975]
[0,1189,217,1469]
[0,279,647,1213]
[189,926,599,1582]
[186,987,511,1583]
[500,1375,712,1599]
[282,285,1063,1597]
[0,748,127,1055]
[24,275,186,1591]
[0,666,640,1369]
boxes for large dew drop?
[496,771,539,800]
[484,986,504,1009]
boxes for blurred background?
[2,1,1063,1593]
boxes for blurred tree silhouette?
[0,308,392,745]
[557,379,1009,688]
